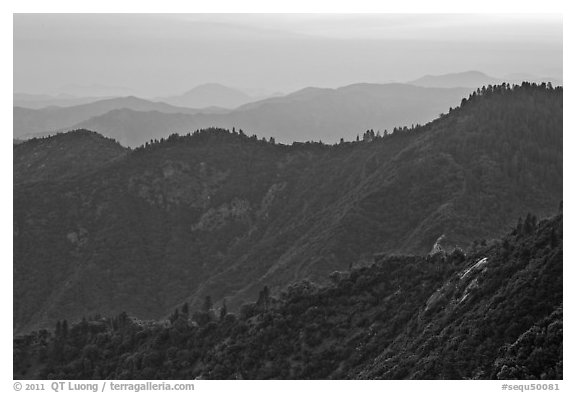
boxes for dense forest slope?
[14,130,128,184]
[14,213,562,379]
[13,83,562,336]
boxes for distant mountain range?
[13,96,230,139]
[156,83,258,109]
[408,70,562,88]
[14,93,112,109]
[15,83,473,147]
[53,83,138,98]
[15,83,276,111]
[15,72,562,146]
[14,84,562,335]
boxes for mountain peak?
[425,70,489,78]
[159,84,253,109]
[14,129,127,184]
[190,82,235,90]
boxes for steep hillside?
[13,213,562,379]
[13,84,562,335]
[14,130,128,184]
[59,83,472,146]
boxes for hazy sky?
[13,13,562,97]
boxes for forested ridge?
[14,83,562,345]
[14,212,562,379]
[14,129,128,184]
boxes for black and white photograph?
[8,4,569,388]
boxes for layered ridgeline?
[14,84,562,337]
[14,213,563,379]
[14,83,471,146]
[13,96,229,140]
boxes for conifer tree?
[203,296,212,313]
[220,300,227,321]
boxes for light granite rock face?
[66,227,88,247]
[429,234,446,255]
[257,182,287,220]
[129,160,229,210]
[191,198,252,232]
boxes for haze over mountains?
[14,93,112,109]
[156,83,262,109]
[14,83,471,145]
[14,71,562,147]
[13,96,231,139]
[53,83,138,98]
[14,83,263,111]
[73,83,473,146]
[14,84,562,335]
[407,70,562,88]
